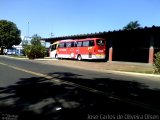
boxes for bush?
[24,45,46,59]
[153,51,160,74]
[23,34,46,59]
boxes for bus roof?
[51,41,59,45]
[58,38,104,43]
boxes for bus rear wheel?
[77,55,82,61]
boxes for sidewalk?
[3,55,160,78]
[33,59,160,78]
[34,59,152,72]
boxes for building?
[4,45,23,55]
[12,45,23,56]
[42,26,160,64]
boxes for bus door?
[50,43,58,58]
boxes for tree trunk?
[0,47,4,55]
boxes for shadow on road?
[0,72,160,120]
[50,72,160,107]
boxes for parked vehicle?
[49,38,106,60]
[4,45,23,56]
[4,48,16,55]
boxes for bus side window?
[71,42,75,47]
[77,41,82,47]
[58,43,66,48]
[89,40,94,46]
[66,42,71,47]
[82,41,89,47]
[74,42,77,47]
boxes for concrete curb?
[103,70,160,78]
[2,55,57,60]
[35,60,160,78]
[2,55,28,60]
[34,58,58,61]
[60,64,160,78]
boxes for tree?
[0,20,21,54]
[123,21,141,30]
[31,34,41,46]
[24,34,46,59]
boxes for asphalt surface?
[0,56,160,120]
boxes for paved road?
[0,56,160,120]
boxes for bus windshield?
[51,44,57,51]
[96,39,105,46]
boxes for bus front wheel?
[55,54,58,59]
[77,55,82,61]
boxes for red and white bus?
[50,38,106,60]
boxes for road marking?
[0,61,160,113]
[0,62,52,79]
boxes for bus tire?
[55,54,58,59]
[77,54,82,61]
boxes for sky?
[0,0,160,39]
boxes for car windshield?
[96,39,105,46]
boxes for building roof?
[42,26,160,43]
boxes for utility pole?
[23,21,31,45]
[27,21,29,38]
[51,32,54,37]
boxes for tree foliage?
[0,20,21,53]
[123,21,141,30]
[22,40,29,47]
[153,51,160,74]
[31,34,41,46]
[24,34,46,59]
